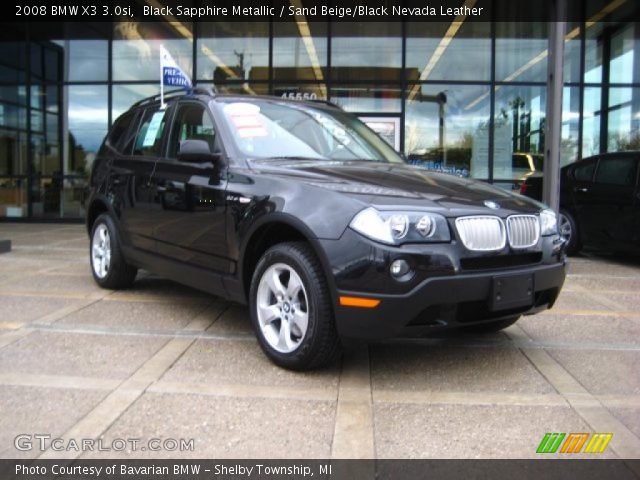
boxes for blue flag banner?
[159,45,191,107]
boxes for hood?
[250,160,545,216]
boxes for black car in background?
[86,88,566,370]
[520,152,640,255]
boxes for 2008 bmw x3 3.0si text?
[85,88,566,370]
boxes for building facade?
[0,1,638,220]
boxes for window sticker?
[224,103,267,138]
[142,111,166,147]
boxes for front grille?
[455,216,506,251]
[507,215,540,248]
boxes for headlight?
[350,207,450,245]
[540,209,558,236]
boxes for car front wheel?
[249,242,341,370]
[90,213,137,289]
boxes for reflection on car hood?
[251,160,544,214]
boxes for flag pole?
[159,44,165,109]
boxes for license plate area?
[489,273,534,311]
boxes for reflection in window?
[273,84,327,101]
[65,85,108,177]
[273,19,327,84]
[113,22,192,82]
[609,24,638,84]
[0,177,27,218]
[331,23,401,82]
[197,22,269,83]
[112,84,160,120]
[582,87,601,157]
[595,156,637,186]
[495,22,548,82]
[331,85,401,113]
[406,20,490,81]
[53,39,108,82]
[493,85,546,181]
[561,87,580,166]
[405,84,490,179]
[608,87,640,152]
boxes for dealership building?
[0,0,638,220]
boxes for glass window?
[113,22,192,82]
[273,83,327,101]
[65,85,108,176]
[405,84,491,179]
[31,177,61,218]
[564,22,582,83]
[273,16,327,82]
[609,24,638,84]
[61,176,87,218]
[607,87,640,152]
[197,22,269,82]
[594,156,637,185]
[133,106,168,157]
[331,23,402,82]
[0,130,27,175]
[582,87,601,157]
[331,85,401,113]
[495,22,548,82]
[168,103,216,158]
[0,41,27,83]
[573,159,597,181]
[406,19,490,81]
[105,110,139,155]
[493,85,546,181]
[53,39,108,82]
[562,86,580,166]
[0,177,27,218]
[112,84,160,120]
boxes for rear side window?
[104,110,138,154]
[133,106,169,157]
[594,157,637,186]
[572,160,597,182]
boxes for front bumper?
[319,228,567,340]
[333,261,566,339]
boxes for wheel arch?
[238,214,338,306]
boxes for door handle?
[574,187,589,193]
[156,185,167,193]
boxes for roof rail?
[308,98,343,109]
[131,85,218,108]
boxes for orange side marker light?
[339,296,381,308]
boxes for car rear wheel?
[249,242,341,370]
[464,316,520,334]
[90,213,137,289]
[559,209,581,255]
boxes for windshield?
[218,99,404,163]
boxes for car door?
[577,154,639,248]
[116,104,171,252]
[151,100,231,274]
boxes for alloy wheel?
[91,223,111,278]
[256,263,309,353]
[558,212,572,246]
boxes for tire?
[89,213,138,289]
[249,242,341,370]
[464,316,520,334]
[559,209,581,256]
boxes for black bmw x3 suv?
[86,88,567,370]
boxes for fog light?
[390,259,410,278]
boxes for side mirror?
[177,139,220,164]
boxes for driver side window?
[168,103,217,159]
